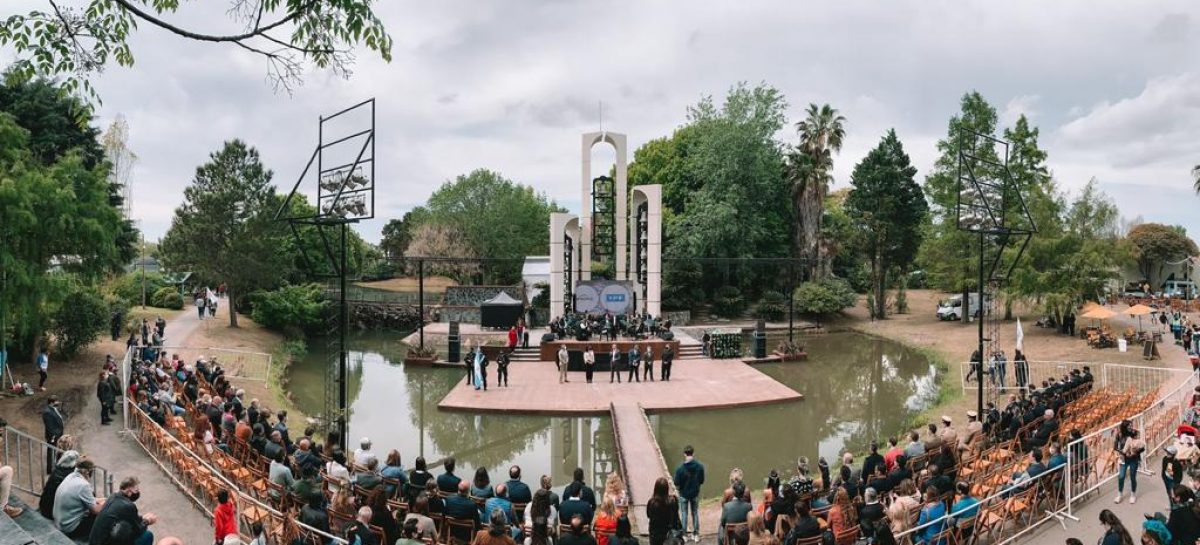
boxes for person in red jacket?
[214,489,237,545]
[507,326,518,349]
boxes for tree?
[0,1,393,100]
[0,114,127,358]
[414,169,563,282]
[1193,164,1200,194]
[0,74,138,269]
[918,92,1002,292]
[630,83,793,303]
[788,103,846,280]
[1126,223,1198,289]
[380,212,416,259]
[844,130,927,319]
[159,139,287,327]
[404,223,480,281]
[101,114,137,217]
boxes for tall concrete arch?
[631,185,662,316]
[581,132,628,281]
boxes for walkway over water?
[438,353,803,533]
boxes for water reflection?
[655,332,938,498]
[289,334,619,492]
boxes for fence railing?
[912,362,1199,544]
[125,399,347,544]
[958,360,1192,396]
[1,425,114,498]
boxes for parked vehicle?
[1163,279,1196,298]
[936,293,991,321]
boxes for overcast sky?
[8,1,1200,243]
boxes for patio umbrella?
[1128,304,1153,332]
[1080,306,1116,321]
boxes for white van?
[1162,279,1195,298]
[936,294,991,321]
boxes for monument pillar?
[550,212,577,320]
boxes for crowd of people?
[548,313,673,343]
[554,343,676,384]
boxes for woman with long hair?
[524,489,554,545]
[594,499,620,545]
[193,412,215,455]
[370,489,401,545]
[473,466,495,498]
[828,488,857,535]
[604,473,629,515]
[645,478,678,545]
[746,512,777,545]
[886,479,920,534]
[1099,509,1134,545]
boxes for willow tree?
[788,104,845,280]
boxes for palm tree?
[788,103,846,280]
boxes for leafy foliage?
[754,290,788,322]
[0,0,393,102]
[711,285,746,318]
[159,140,287,327]
[405,169,563,283]
[111,271,167,305]
[1126,223,1198,288]
[845,129,927,319]
[404,223,481,282]
[792,279,857,316]
[149,286,183,310]
[380,212,416,259]
[788,103,846,279]
[51,287,108,359]
[250,284,329,337]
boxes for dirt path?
[64,304,216,544]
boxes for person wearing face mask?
[89,476,158,545]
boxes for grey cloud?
[1150,13,1190,43]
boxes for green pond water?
[287,331,938,498]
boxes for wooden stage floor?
[437,356,803,414]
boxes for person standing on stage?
[583,346,595,384]
[508,326,519,350]
[557,345,570,384]
[642,345,654,382]
[609,344,622,383]
[473,345,488,391]
[627,345,640,383]
[661,344,674,381]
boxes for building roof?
[522,256,551,278]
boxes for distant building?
[127,256,162,274]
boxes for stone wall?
[663,310,690,326]
[443,285,526,306]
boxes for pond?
[652,332,940,498]
[287,334,620,494]
[287,331,939,499]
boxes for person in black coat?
[444,481,481,543]
[39,450,78,519]
[43,396,65,474]
[97,372,116,425]
[89,477,157,545]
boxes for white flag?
[1016,318,1025,352]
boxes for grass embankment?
[829,288,1187,425]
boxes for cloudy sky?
[8,1,1200,243]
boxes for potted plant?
[405,344,439,366]
[773,340,808,361]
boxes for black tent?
[480,291,524,328]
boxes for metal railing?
[134,345,273,382]
[125,399,347,544]
[1,425,114,498]
[957,360,1191,396]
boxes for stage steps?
[2,497,78,545]
[677,345,704,360]
[508,347,542,362]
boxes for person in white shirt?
[325,450,352,494]
[353,437,374,470]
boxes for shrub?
[150,287,184,310]
[793,278,858,316]
[111,271,167,304]
[52,288,109,358]
[590,261,615,280]
[754,290,788,322]
[250,283,329,337]
[531,282,550,309]
[711,285,746,318]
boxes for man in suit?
[626,345,640,383]
[89,477,157,545]
[661,344,674,381]
[43,396,65,474]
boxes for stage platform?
[437,356,803,415]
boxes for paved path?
[1026,469,1170,543]
[611,403,671,535]
[68,305,214,545]
[438,357,803,414]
